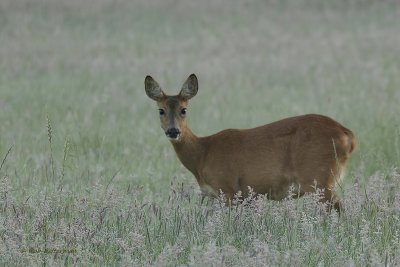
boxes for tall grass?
[0,0,399,265]
[1,153,399,265]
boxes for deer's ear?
[179,74,198,100]
[145,76,165,101]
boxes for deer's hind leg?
[323,186,342,213]
[295,160,344,213]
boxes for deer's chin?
[168,135,181,142]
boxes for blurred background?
[0,0,399,198]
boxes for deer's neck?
[171,127,205,178]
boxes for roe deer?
[145,74,356,211]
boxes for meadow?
[0,0,399,265]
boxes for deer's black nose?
[166,128,181,139]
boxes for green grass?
[0,0,399,265]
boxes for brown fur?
[145,74,357,212]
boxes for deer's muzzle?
[165,128,181,140]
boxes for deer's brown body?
[145,74,356,211]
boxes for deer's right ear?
[145,76,165,101]
[179,74,198,100]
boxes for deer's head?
[145,74,198,141]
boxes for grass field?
[1,0,400,265]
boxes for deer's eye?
[159,109,165,116]
[181,108,187,115]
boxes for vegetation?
[0,0,399,265]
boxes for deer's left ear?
[145,76,165,101]
[179,74,198,100]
